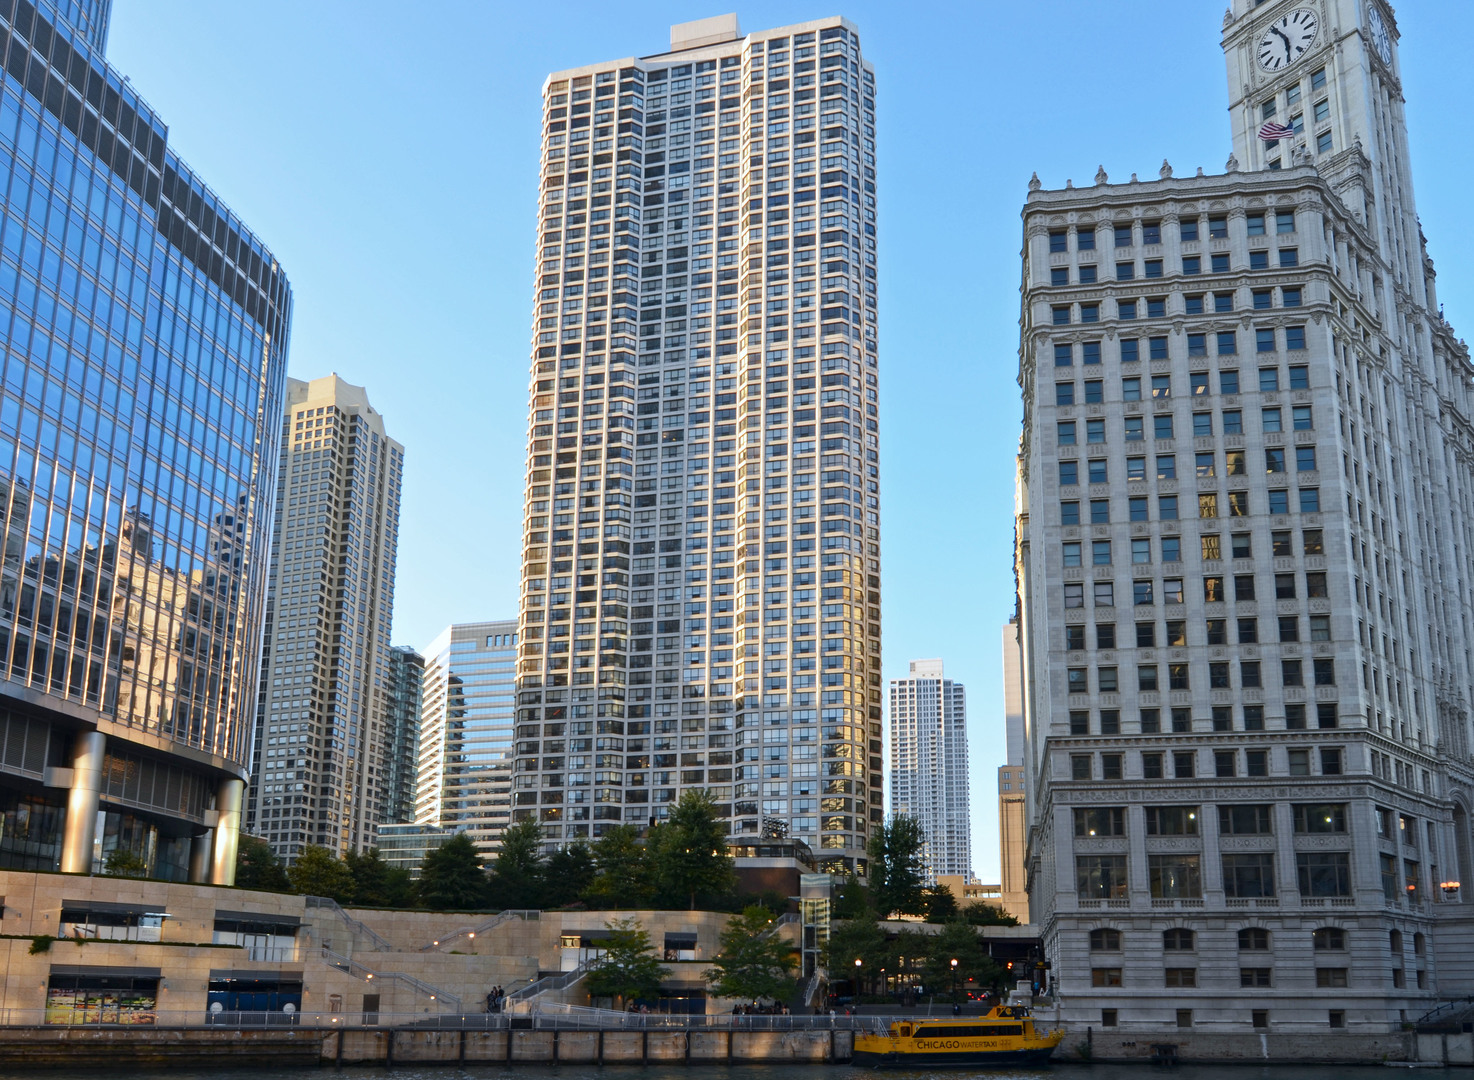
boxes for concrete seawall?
[327,1028,854,1065]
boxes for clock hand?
[1272,26,1292,60]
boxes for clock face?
[1368,5,1392,64]
[1257,7,1319,71]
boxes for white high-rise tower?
[1016,0,1474,1032]
[513,15,882,874]
[889,658,970,884]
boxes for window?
[1215,749,1236,776]
[1053,306,1071,325]
[1136,622,1156,647]
[1283,287,1302,307]
[1265,448,1285,473]
[1066,625,1085,651]
[1290,406,1313,430]
[1302,528,1322,552]
[1220,805,1272,835]
[1077,855,1128,899]
[1262,407,1282,432]
[1061,501,1080,525]
[1180,220,1199,242]
[1275,209,1296,234]
[1133,581,1155,607]
[1190,371,1209,396]
[1122,377,1142,401]
[1051,267,1069,286]
[1309,615,1330,641]
[1151,374,1171,398]
[1071,754,1092,780]
[1199,494,1218,519]
[1246,749,1268,776]
[1250,250,1269,270]
[1114,224,1132,247]
[1060,461,1078,485]
[1259,367,1280,392]
[1116,261,1135,281]
[1242,661,1262,688]
[1216,331,1238,356]
[1146,806,1199,835]
[1075,807,1126,836]
[1239,927,1270,951]
[1316,131,1332,154]
[1055,343,1073,366]
[1062,542,1082,567]
[1164,968,1197,988]
[1118,299,1137,320]
[1253,289,1273,310]
[1056,383,1076,406]
[1177,1010,1193,1029]
[1142,750,1163,776]
[1102,1009,1119,1028]
[1223,853,1276,898]
[1065,583,1085,608]
[1089,459,1108,484]
[1182,256,1201,276]
[1208,216,1228,239]
[1149,336,1169,360]
[1081,303,1099,323]
[1078,227,1096,250]
[1220,369,1240,394]
[1299,853,1352,898]
[1232,533,1252,558]
[1329,1010,1346,1029]
[1069,710,1090,735]
[1246,213,1266,237]
[1079,263,1097,282]
[1311,67,1326,90]
[1090,928,1122,951]
[1300,488,1320,512]
[1313,657,1335,686]
[1101,753,1123,780]
[1142,221,1161,245]
[1196,452,1215,478]
[1234,575,1255,601]
[1244,705,1265,729]
[1146,296,1166,318]
[1094,581,1114,607]
[1097,661,1118,687]
[1163,928,1195,951]
[1296,446,1317,471]
[1129,497,1149,522]
[1084,378,1103,403]
[1282,659,1303,687]
[1092,968,1123,987]
[1163,579,1184,604]
[1285,325,1306,350]
[1211,253,1230,273]
[1214,292,1234,313]
[1138,664,1158,690]
[1131,539,1151,564]
[1238,616,1258,642]
[1294,804,1347,833]
[1289,364,1308,388]
[1193,412,1213,437]
[1223,410,1243,434]
[1187,333,1206,357]
[1068,667,1088,693]
[1048,230,1068,253]
[1152,856,1203,899]
[1057,420,1077,446]
[1155,416,1175,440]
[1144,258,1163,278]
[1280,248,1299,267]
[1313,927,1347,952]
[1206,617,1226,643]
[1243,971,1273,990]
[1121,338,1140,363]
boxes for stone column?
[60,730,106,874]
[189,830,214,883]
[210,777,244,885]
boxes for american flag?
[1258,121,1295,142]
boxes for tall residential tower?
[246,375,403,862]
[513,15,882,873]
[0,0,291,882]
[999,618,1029,920]
[889,658,970,884]
[1017,0,1474,1032]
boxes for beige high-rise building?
[512,15,882,872]
[246,375,404,862]
[998,618,1029,922]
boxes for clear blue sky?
[108,1,1472,881]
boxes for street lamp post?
[855,957,863,999]
[950,957,959,1007]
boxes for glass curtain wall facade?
[382,644,423,825]
[514,15,882,872]
[246,375,403,862]
[0,0,290,883]
[415,620,517,858]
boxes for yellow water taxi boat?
[851,1003,1065,1067]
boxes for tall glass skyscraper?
[514,15,882,874]
[0,0,291,883]
[417,620,518,858]
[383,644,425,825]
[888,658,970,883]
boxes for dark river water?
[12,1066,1474,1080]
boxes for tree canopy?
[648,790,736,909]
[543,843,596,909]
[584,825,655,908]
[922,884,959,923]
[235,836,290,892]
[287,845,355,901]
[585,917,665,1006]
[486,818,546,909]
[922,921,1004,1002]
[416,833,487,910]
[705,905,798,1003]
[344,847,414,908]
[867,816,927,919]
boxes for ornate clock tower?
[1223,0,1427,297]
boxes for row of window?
[1075,802,1346,838]
[1092,925,1358,955]
[1051,265,1306,315]
[1077,848,1352,899]
[1065,702,1336,735]
[1056,366,1309,397]
[1051,256,1299,322]
[1047,210,1296,252]
[1059,490,1320,526]
[1092,967,1356,990]
[1068,655,1335,694]
[1068,613,1330,652]
[1063,523,1325,563]
[1063,569,1328,608]
[1054,332,1313,367]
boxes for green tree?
[922,921,1004,1003]
[287,844,355,901]
[962,903,1020,927]
[583,825,655,909]
[416,833,487,910]
[867,816,926,919]
[235,836,290,892]
[649,790,736,909]
[923,884,959,923]
[585,917,665,1007]
[486,819,546,909]
[831,878,870,920]
[824,917,887,995]
[345,848,414,908]
[543,842,595,908]
[103,848,148,878]
[705,905,798,1004]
